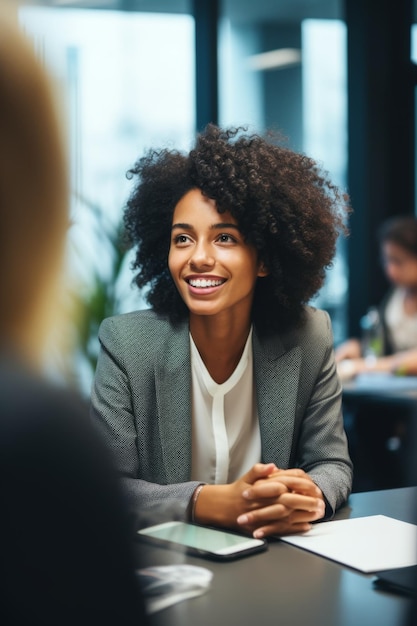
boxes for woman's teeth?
[189,278,223,288]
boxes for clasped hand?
[194,463,325,538]
[231,463,325,538]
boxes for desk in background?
[342,374,417,492]
[135,487,417,626]
[343,373,417,402]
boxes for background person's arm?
[337,347,417,378]
[334,337,361,362]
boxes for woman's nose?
[189,242,215,269]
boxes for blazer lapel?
[155,322,192,483]
[253,328,302,468]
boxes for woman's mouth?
[187,278,225,288]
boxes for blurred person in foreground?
[336,216,417,378]
[0,13,147,626]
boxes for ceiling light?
[247,48,301,71]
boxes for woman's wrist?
[189,484,205,522]
[192,483,231,527]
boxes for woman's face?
[168,188,267,322]
[382,241,417,288]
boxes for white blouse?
[189,328,261,484]
[385,288,417,352]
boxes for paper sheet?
[280,515,417,573]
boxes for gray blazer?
[91,307,352,522]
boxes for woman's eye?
[174,234,191,245]
[217,233,236,244]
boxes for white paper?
[280,515,417,573]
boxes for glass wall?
[218,3,348,343]
[302,18,348,343]
[19,1,195,391]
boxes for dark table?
[342,373,417,403]
[135,487,417,626]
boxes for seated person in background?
[336,216,417,377]
[0,15,147,625]
[91,124,353,539]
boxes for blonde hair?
[0,13,68,363]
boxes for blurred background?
[9,0,416,396]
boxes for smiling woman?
[91,124,353,539]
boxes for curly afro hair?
[124,124,349,333]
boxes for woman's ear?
[257,261,269,277]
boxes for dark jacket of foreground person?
[0,355,148,626]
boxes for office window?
[218,3,347,342]
[302,19,348,343]
[19,4,195,391]
[218,17,264,132]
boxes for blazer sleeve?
[90,316,202,525]
[295,311,353,517]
